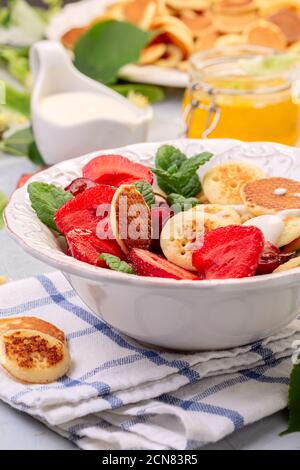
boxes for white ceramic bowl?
[5,139,300,351]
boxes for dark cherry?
[256,242,281,275]
[65,177,98,196]
[279,251,296,265]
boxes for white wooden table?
[0,90,299,450]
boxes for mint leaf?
[111,83,164,103]
[167,193,201,212]
[153,146,213,197]
[0,191,8,230]
[0,127,45,165]
[155,145,187,172]
[281,358,300,436]
[74,20,152,85]
[28,182,72,232]
[134,179,155,208]
[100,253,135,274]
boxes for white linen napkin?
[0,271,298,450]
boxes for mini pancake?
[160,204,241,271]
[155,44,183,67]
[277,216,300,247]
[213,0,257,14]
[246,20,287,50]
[123,0,157,28]
[151,22,194,56]
[194,27,219,50]
[0,329,70,384]
[213,11,259,34]
[0,316,65,343]
[268,9,300,43]
[282,235,300,253]
[180,13,212,36]
[203,161,265,205]
[274,256,300,273]
[289,39,300,52]
[110,184,152,254]
[241,177,300,216]
[139,43,167,65]
[165,0,210,11]
[258,0,300,17]
[215,33,247,47]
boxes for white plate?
[5,139,300,350]
[46,0,189,88]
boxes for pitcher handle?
[30,40,71,83]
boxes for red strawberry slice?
[54,185,115,235]
[192,225,264,280]
[66,229,125,267]
[130,248,199,280]
[82,154,153,187]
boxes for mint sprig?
[100,253,135,274]
[27,182,72,232]
[167,193,201,212]
[134,179,155,208]
[152,145,213,197]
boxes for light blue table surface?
[0,90,299,450]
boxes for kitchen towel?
[0,271,299,450]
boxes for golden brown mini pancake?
[274,256,300,272]
[0,329,70,384]
[165,0,210,11]
[139,43,167,64]
[213,11,259,33]
[268,9,300,43]
[246,20,287,49]
[0,316,65,343]
[180,13,212,36]
[110,184,152,254]
[289,39,300,51]
[241,177,300,216]
[123,0,157,28]
[214,0,257,14]
[282,235,300,253]
[194,27,219,50]
[203,161,265,205]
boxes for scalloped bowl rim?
[5,138,300,290]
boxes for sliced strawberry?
[54,185,115,234]
[130,248,199,280]
[65,177,98,196]
[66,229,125,267]
[82,154,153,187]
[192,225,264,280]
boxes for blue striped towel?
[0,271,299,450]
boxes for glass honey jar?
[183,46,300,146]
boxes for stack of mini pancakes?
[61,0,300,72]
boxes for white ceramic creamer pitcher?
[30,41,153,165]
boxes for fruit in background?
[54,184,115,235]
[65,177,98,196]
[130,248,199,280]
[83,154,153,186]
[66,228,125,267]
[192,225,264,279]
[16,173,35,189]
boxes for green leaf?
[0,46,30,86]
[167,193,201,212]
[134,179,155,207]
[0,191,8,230]
[27,182,73,232]
[281,358,300,436]
[111,83,165,103]
[155,145,187,172]
[0,127,45,165]
[74,20,152,85]
[4,82,30,117]
[100,253,135,274]
[153,146,213,197]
